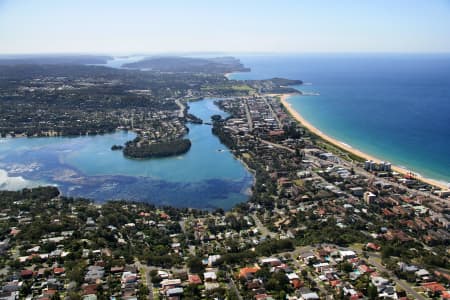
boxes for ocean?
[230,54,450,185]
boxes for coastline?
[279,94,450,191]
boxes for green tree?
[187,256,204,274]
[367,284,378,300]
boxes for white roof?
[415,269,430,276]
[301,292,320,300]
[157,270,169,278]
[340,250,356,257]
[204,271,217,280]
[286,273,300,280]
[313,262,329,268]
[261,257,281,263]
[166,287,183,296]
[160,278,181,287]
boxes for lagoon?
[0,98,253,210]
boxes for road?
[278,136,447,213]
[345,248,427,300]
[244,99,253,131]
[275,243,426,299]
[262,127,448,210]
[135,259,154,300]
[254,136,434,300]
[246,218,425,300]
[175,99,185,118]
[262,96,282,128]
[251,213,276,238]
[250,211,328,296]
[257,100,449,208]
[179,219,196,255]
[276,246,328,296]
[227,274,243,300]
[259,138,295,154]
[367,256,425,300]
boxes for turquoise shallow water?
[65,99,248,182]
[230,54,450,185]
[0,98,253,210]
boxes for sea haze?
[230,54,450,184]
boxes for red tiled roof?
[10,228,21,236]
[239,266,260,278]
[366,242,381,251]
[82,284,97,295]
[291,278,303,289]
[358,264,373,273]
[53,267,65,275]
[111,266,124,273]
[20,269,33,277]
[43,289,57,296]
[422,282,445,292]
[188,274,202,285]
[268,130,284,136]
[330,280,341,287]
[442,291,450,299]
[434,270,450,281]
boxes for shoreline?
[279,94,450,191]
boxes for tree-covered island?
[123,137,191,158]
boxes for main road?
[358,252,426,300]
[135,259,154,300]
[175,99,185,118]
[244,99,253,131]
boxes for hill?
[123,56,250,74]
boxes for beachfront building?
[379,161,392,172]
[364,160,392,172]
[365,160,377,171]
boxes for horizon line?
[1,51,450,57]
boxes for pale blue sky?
[1,0,450,54]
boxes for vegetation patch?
[124,138,191,159]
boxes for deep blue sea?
[230,54,450,185]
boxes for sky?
[1,0,450,54]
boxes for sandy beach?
[279,94,450,191]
